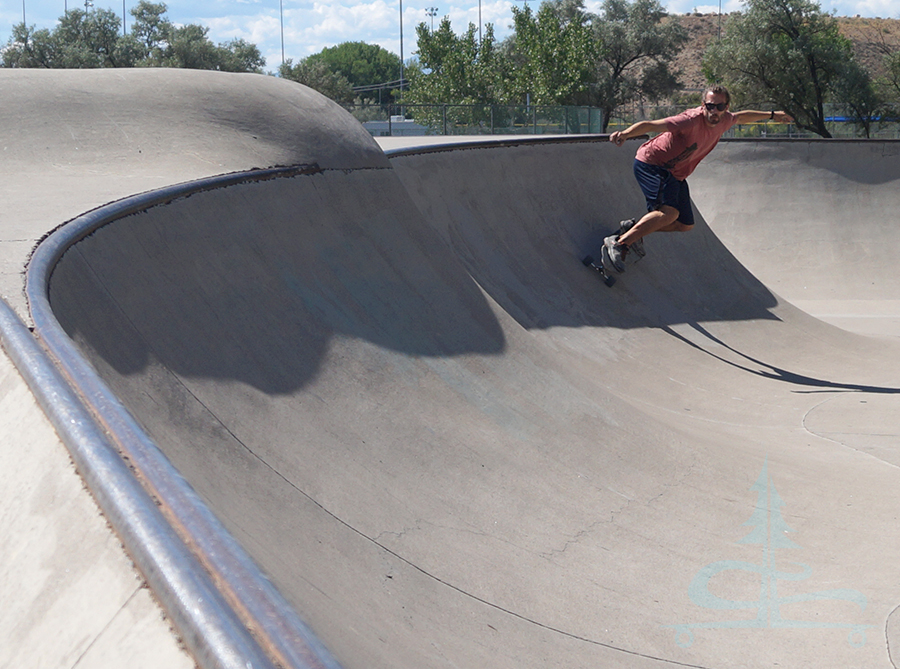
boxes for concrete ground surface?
[3,69,900,669]
[0,347,194,669]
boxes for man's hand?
[609,119,667,145]
[610,131,628,146]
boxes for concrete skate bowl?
[39,113,900,669]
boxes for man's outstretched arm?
[609,119,671,146]
[732,110,793,124]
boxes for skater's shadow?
[663,322,900,394]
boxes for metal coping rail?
[379,133,900,160]
[17,166,343,669]
[380,133,612,157]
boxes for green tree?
[3,8,132,68]
[139,20,265,72]
[592,0,687,131]
[159,23,220,69]
[884,51,900,104]
[832,59,882,137]
[279,58,355,103]
[407,18,508,105]
[130,1,171,55]
[405,18,509,131]
[2,24,56,68]
[867,31,900,122]
[55,8,130,67]
[543,0,597,26]
[217,39,266,73]
[510,3,598,105]
[307,42,402,103]
[702,0,873,138]
[146,25,263,72]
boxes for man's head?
[702,85,730,126]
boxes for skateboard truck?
[582,254,616,287]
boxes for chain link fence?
[347,101,900,139]
[345,103,604,136]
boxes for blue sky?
[3,0,897,72]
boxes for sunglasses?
[704,102,728,112]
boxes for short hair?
[703,85,731,105]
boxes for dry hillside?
[669,13,900,92]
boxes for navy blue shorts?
[633,159,694,226]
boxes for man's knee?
[657,205,680,225]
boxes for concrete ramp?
[42,110,900,669]
[691,140,900,336]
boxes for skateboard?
[582,222,646,288]
[582,254,617,287]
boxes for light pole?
[425,6,438,32]
[717,0,722,39]
[280,0,285,65]
[399,0,404,101]
[478,0,482,45]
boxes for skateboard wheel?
[582,255,593,266]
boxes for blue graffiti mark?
[666,459,870,648]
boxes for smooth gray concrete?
[44,103,900,669]
[691,139,900,337]
[2,68,898,669]
[0,68,384,322]
[0,68,380,668]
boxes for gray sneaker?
[602,234,629,273]
[618,218,646,258]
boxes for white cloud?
[831,0,900,17]
[205,14,282,43]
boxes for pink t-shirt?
[635,107,737,180]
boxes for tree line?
[281,0,687,134]
[4,0,899,138]
[2,1,264,72]
[287,0,899,138]
[408,0,687,133]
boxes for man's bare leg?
[618,205,686,247]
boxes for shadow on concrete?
[663,322,900,394]
[50,171,508,395]
[51,155,781,397]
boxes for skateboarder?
[605,85,793,273]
